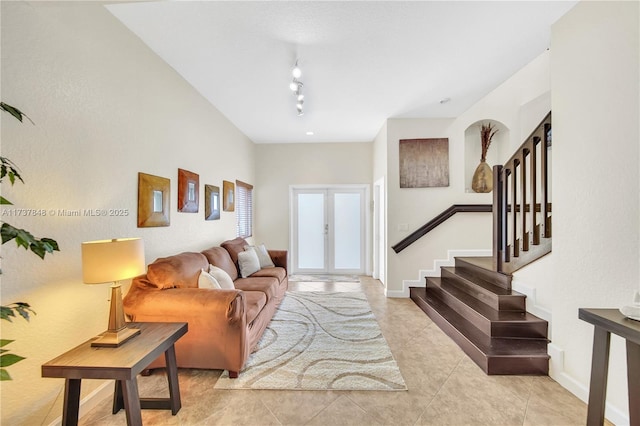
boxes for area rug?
[288,274,360,282]
[214,291,407,391]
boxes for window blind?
[236,180,253,238]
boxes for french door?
[291,186,367,275]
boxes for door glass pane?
[334,192,361,270]
[297,193,325,269]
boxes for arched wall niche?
[464,119,510,193]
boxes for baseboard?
[396,249,492,298]
[548,344,629,426]
[48,381,112,426]
[510,280,552,323]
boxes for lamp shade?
[81,238,145,284]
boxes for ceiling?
[106,1,576,144]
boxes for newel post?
[492,165,504,272]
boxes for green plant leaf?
[1,223,60,259]
[0,102,33,124]
[0,196,13,205]
[0,353,25,368]
[0,340,15,348]
[0,156,24,185]
[0,306,16,322]
[0,369,11,381]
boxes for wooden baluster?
[541,121,551,238]
[520,149,529,252]
[503,167,511,264]
[530,137,540,245]
[511,160,519,258]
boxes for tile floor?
[81,277,598,425]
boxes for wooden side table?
[579,308,640,426]
[42,322,187,426]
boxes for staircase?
[410,256,549,374]
[407,113,553,375]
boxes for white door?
[373,178,386,285]
[292,186,366,275]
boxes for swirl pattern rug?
[214,291,407,391]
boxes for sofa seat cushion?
[250,266,287,283]
[243,291,267,325]
[234,276,279,301]
[147,252,209,289]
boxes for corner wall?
[1,3,254,424]
[549,1,639,422]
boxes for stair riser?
[455,257,512,290]
[426,279,547,339]
[440,268,526,311]
[410,288,549,375]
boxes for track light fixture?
[289,59,305,116]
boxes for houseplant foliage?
[0,101,60,380]
[471,122,499,193]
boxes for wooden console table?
[579,308,640,426]
[42,322,187,426]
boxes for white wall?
[1,3,254,425]
[254,142,372,251]
[548,2,639,423]
[385,51,553,296]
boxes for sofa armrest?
[124,286,245,323]
[268,249,288,272]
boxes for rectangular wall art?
[399,138,449,188]
[178,168,199,213]
[137,172,170,227]
[204,184,221,220]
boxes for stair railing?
[493,112,552,274]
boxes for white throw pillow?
[245,244,275,268]
[237,249,261,278]
[209,265,235,289]
[198,269,221,289]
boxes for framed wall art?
[137,172,170,227]
[223,180,235,212]
[178,168,199,213]
[399,138,449,188]
[204,184,221,220]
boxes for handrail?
[392,204,492,253]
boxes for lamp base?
[91,326,141,348]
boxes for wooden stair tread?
[441,267,511,295]
[428,277,546,323]
[413,288,548,354]
[455,256,495,271]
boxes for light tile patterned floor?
[80,277,596,425]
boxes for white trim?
[510,279,552,323]
[548,344,629,426]
[395,249,492,298]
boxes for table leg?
[112,380,124,414]
[62,378,81,426]
[587,327,611,426]
[164,344,182,415]
[627,340,640,426]
[121,378,142,426]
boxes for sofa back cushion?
[201,246,239,281]
[146,252,209,289]
[220,237,248,270]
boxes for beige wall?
[548,2,639,423]
[1,2,254,424]
[254,142,373,252]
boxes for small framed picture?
[178,168,199,213]
[223,180,235,212]
[137,172,170,227]
[204,184,220,220]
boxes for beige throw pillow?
[244,244,275,268]
[238,249,261,278]
[209,265,235,289]
[198,269,221,289]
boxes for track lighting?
[289,59,306,116]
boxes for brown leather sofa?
[123,237,288,377]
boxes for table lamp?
[81,238,145,347]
